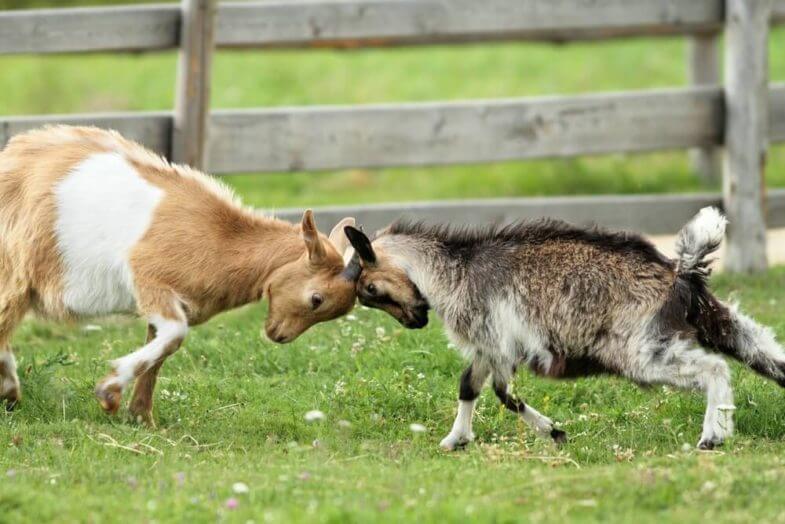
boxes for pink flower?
[225,498,239,510]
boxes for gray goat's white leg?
[440,359,491,451]
[629,338,734,450]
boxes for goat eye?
[366,283,377,296]
[311,293,324,309]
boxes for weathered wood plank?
[723,0,771,273]
[216,0,723,48]
[0,85,781,173]
[687,34,721,183]
[273,190,785,236]
[0,4,180,54]
[771,83,785,143]
[207,87,723,174]
[172,0,217,169]
[0,112,171,155]
[2,0,784,56]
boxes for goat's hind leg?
[628,336,734,450]
[493,374,567,444]
[127,324,164,426]
[0,272,29,411]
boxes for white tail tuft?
[675,207,727,274]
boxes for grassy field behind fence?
[0,16,783,208]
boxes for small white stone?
[82,324,102,332]
[409,423,427,433]
[304,410,326,422]
[232,482,250,494]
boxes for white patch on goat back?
[55,152,163,316]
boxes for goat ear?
[344,226,376,265]
[328,217,355,257]
[301,209,326,263]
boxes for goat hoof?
[129,408,156,428]
[550,428,568,444]
[439,432,474,451]
[2,389,20,412]
[697,438,722,450]
[95,382,122,415]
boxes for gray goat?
[343,208,785,450]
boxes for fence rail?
[3,85,783,174]
[1,0,784,272]
[2,1,785,55]
[274,189,785,237]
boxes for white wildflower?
[334,380,346,395]
[409,423,427,433]
[304,410,326,422]
[232,482,250,494]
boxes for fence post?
[687,34,721,183]
[723,0,771,273]
[172,0,216,170]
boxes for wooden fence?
[1,0,785,271]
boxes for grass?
[3,267,785,523]
[1,21,784,208]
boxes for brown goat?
[0,126,358,424]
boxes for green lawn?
[2,267,785,523]
[0,15,784,208]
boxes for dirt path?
[647,227,785,271]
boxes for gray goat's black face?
[356,272,430,329]
[344,226,430,329]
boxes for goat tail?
[673,207,785,386]
[674,206,727,279]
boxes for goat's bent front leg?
[96,294,187,415]
[440,359,491,450]
[493,376,567,443]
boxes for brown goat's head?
[264,212,358,343]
